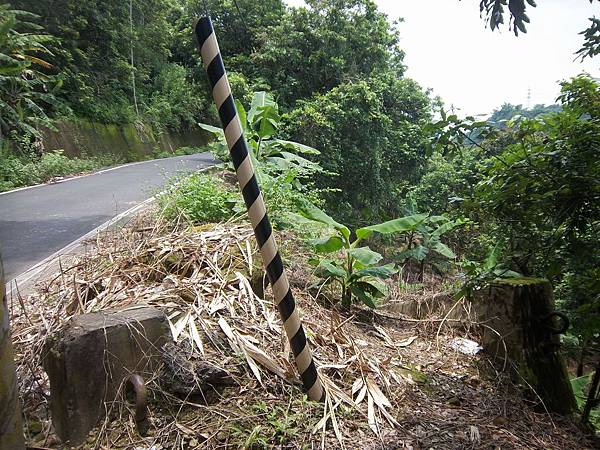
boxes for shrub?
[158,173,240,223]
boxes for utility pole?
[0,262,25,449]
[526,86,531,109]
[129,0,139,116]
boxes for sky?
[285,0,599,116]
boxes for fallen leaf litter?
[9,210,594,449]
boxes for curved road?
[0,152,215,281]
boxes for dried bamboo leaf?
[188,316,205,355]
[241,345,263,384]
[367,393,378,434]
[366,377,392,408]
[397,335,418,347]
[171,311,190,342]
[351,377,363,395]
[355,384,368,405]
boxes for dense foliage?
[475,76,600,333]
[0,5,60,146]
[423,75,600,425]
[285,75,431,225]
[2,0,599,428]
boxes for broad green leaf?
[350,285,377,308]
[356,213,429,241]
[235,99,247,131]
[272,139,320,155]
[350,279,388,308]
[484,242,503,270]
[397,245,429,262]
[350,263,396,281]
[309,235,345,253]
[430,218,466,242]
[427,215,449,225]
[287,213,330,229]
[315,259,346,279]
[357,278,388,296]
[266,152,322,173]
[431,242,456,259]
[348,247,382,266]
[299,204,350,240]
[248,91,276,125]
[198,122,224,138]
[570,375,592,408]
[256,105,279,139]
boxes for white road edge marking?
[4,165,212,298]
[0,152,213,197]
[5,196,155,298]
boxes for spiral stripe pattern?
[194,17,324,402]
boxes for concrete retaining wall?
[42,120,209,161]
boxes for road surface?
[0,153,215,281]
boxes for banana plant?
[456,242,521,300]
[0,5,59,142]
[199,91,322,179]
[395,215,467,281]
[300,205,433,307]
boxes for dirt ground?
[8,211,597,449]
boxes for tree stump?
[43,307,169,445]
[475,278,577,415]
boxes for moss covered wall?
[42,120,209,161]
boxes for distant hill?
[487,103,562,128]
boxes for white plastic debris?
[449,337,482,355]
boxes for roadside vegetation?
[159,75,600,434]
[2,0,600,446]
[0,149,123,191]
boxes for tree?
[284,74,431,225]
[252,0,405,107]
[13,0,174,123]
[0,5,59,147]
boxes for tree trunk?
[0,262,25,449]
[475,278,577,415]
[576,341,587,378]
[581,361,600,425]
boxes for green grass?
[157,169,327,228]
[157,173,241,223]
[0,146,208,193]
[0,149,123,192]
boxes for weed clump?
[158,173,240,223]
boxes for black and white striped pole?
[194,17,324,402]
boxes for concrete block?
[42,307,168,445]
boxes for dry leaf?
[397,335,418,347]
[188,316,204,355]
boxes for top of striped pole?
[194,17,324,402]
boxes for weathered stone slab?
[42,307,168,445]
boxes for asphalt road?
[0,152,216,281]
